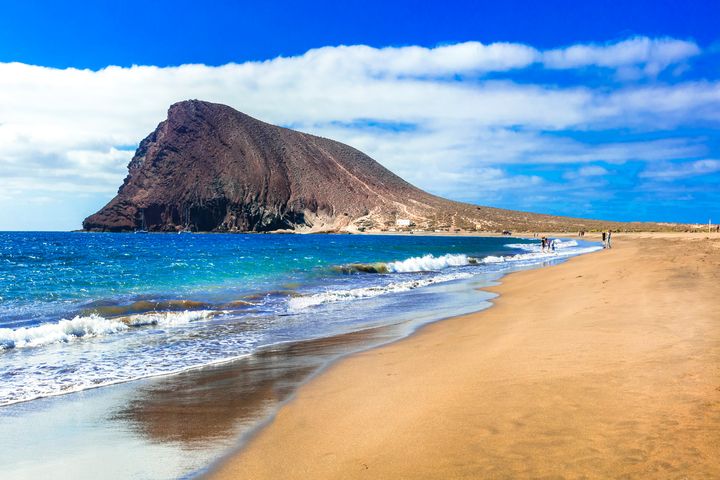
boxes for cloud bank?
[0,36,717,228]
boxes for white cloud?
[0,36,716,229]
[577,166,609,176]
[563,165,609,180]
[639,159,720,180]
[543,37,700,76]
[298,42,541,77]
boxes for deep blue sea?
[0,232,599,407]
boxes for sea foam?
[288,272,473,310]
[504,239,578,251]
[483,239,600,264]
[0,315,127,350]
[0,310,217,350]
[121,309,217,327]
[386,253,472,273]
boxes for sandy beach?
[208,233,720,479]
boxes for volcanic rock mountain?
[83,100,643,233]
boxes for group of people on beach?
[535,231,613,251]
[602,230,613,249]
[540,236,555,253]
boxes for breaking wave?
[337,253,476,274]
[482,239,601,264]
[504,239,578,251]
[386,253,475,272]
[335,241,593,276]
[0,315,127,350]
[0,310,217,351]
[120,309,217,327]
[287,272,473,310]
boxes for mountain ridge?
[83,100,677,233]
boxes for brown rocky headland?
[84,100,688,234]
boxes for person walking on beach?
[541,236,547,252]
[607,230,612,249]
[602,231,607,248]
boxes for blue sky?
[0,0,719,229]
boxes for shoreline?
[3,233,572,479]
[207,233,720,479]
[0,233,585,409]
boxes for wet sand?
[208,233,720,479]
[0,324,409,480]
[114,325,402,447]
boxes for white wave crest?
[485,240,601,264]
[288,272,473,310]
[0,310,219,351]
[556,240,578,249]
[505,239,579,252]
[386,253,471,273]
[0,315,128,350]
[122,309,217,326]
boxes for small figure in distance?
[602,231,607,248]
[607,230,612,249]
[541,236,547,252]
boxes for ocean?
[0,232,600,478]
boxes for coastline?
[3,233,577,479]
[207,233,720,479]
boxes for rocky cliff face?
[83,100,642,233]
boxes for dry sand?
[208,233,720,479]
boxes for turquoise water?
[0,233,523,326]
[0,232,599,406]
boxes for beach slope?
[209,234,720,479]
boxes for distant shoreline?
[69,226,713,236]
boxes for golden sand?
[209,233,720,479]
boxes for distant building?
[395,219,412,227]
